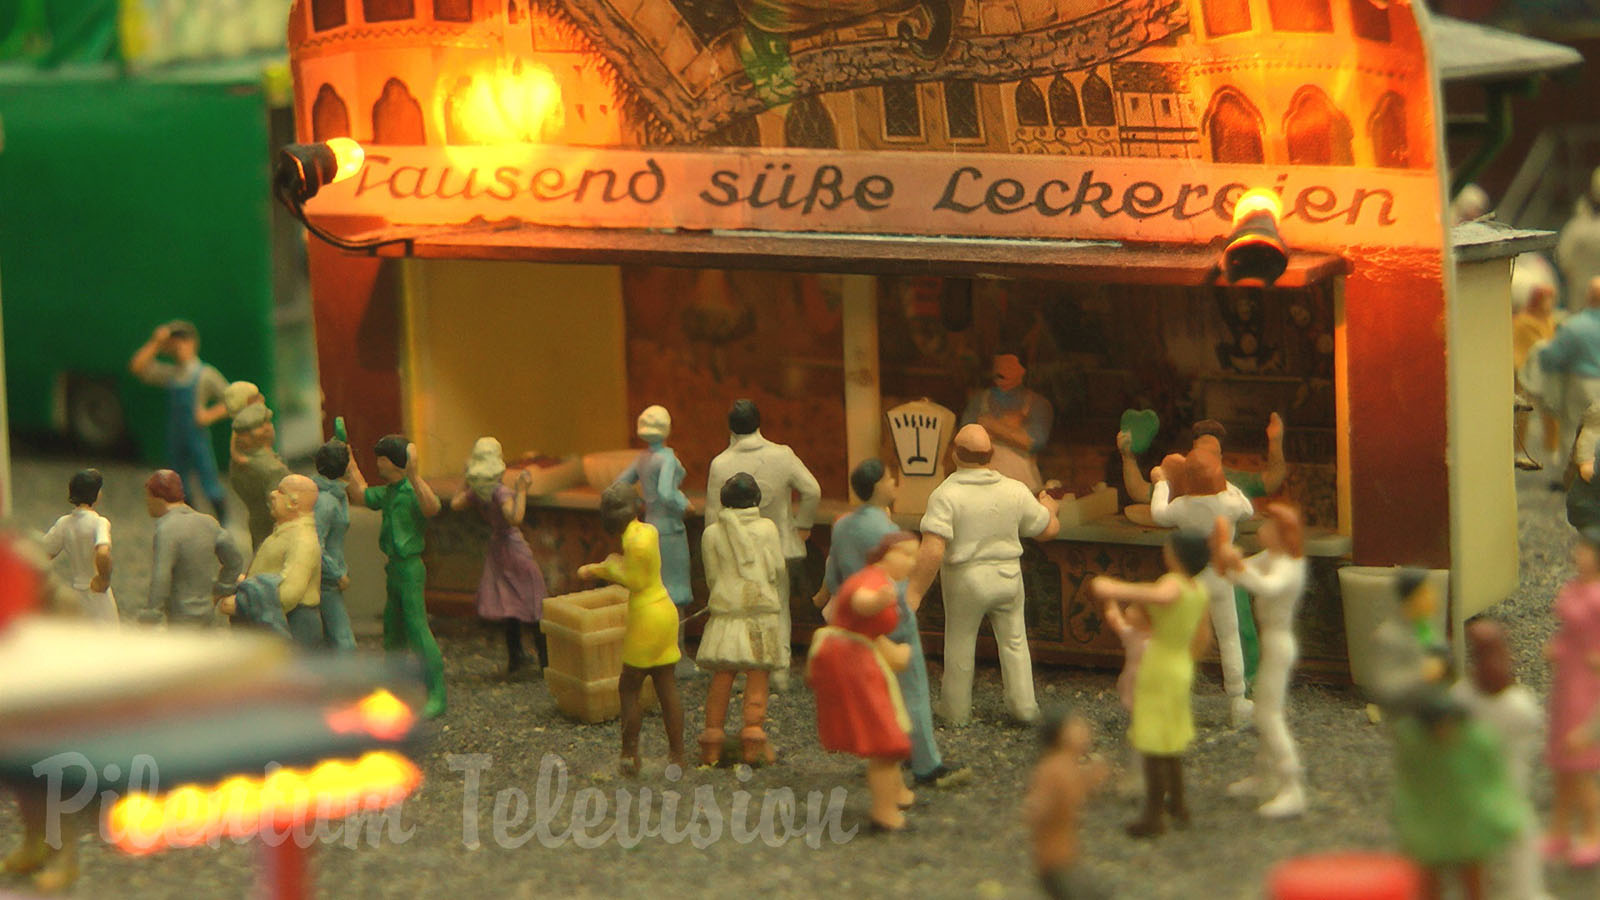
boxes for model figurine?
[312,439,356,651]
[907,424,1060,726]
[1566,400,1600,531]
[129,320,230,522]
[1392,694,1524,900]
[1369,569,1452,716]
[1088,531,1213,838]
[1121,415,1287,504]
[346,435,446,718]
[705,399,821,691]
[959,352,1053,492]
[451,437,548,675]
[1544,527,1600,866]
[1453,621,1550,900]
[583,483,686,774]
[223,380,266,467]
[1212,503,1309,817]
[697,473,786,766]
[219,475,322,647]
[817,459,965,786]
[613,406,694,673]
[808,531,921,832]
[1149,445,1256,727]
[1024,709,1111,900]
[229,402,290,550]
[1101,595,1149,794]
[39,469,117,626]
[141,469,244,627]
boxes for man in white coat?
[907,424,1060,726]
[705,399,821,690]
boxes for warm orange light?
[445,63,565,144]
[1233,187,1284,227]
[105,751,421,855]
[1222,187,1289,286]
[324,689,415,741]
[325,138,365,184]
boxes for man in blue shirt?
[1540,277,1600,485]
[313,439,356,651]
[816,458,967,788]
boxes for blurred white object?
[1452,183,1490,224]
[1557,168,1600,312]
[1511,252,1559,313]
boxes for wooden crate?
[545,670,658,724]
[542,585,659,723]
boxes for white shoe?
[1227,775,1263,798]
[1259,783,1307,819]
[771,669,790,693]
[1230,697,1255,729]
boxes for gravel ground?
[2,453,1597,899]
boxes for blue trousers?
[891,592,942,779]
[319,582,357,651]
[286,604,325,649]
[167,421,226,516]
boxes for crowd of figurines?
[1,323,1593,900]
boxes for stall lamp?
[273,138,409,252]
[1220,188,1289,286]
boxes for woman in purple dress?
[452,437,548,674]
[1546,527,1600,866]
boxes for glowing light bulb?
[325,138,365,184]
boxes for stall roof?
[1432,16,1582,83]
[1450,218,1557,262]
[358,221,1348,288]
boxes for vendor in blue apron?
[959,352,1053,493]
[129,321,231,524]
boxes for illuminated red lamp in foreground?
[324,689,416,742]
[1222,187,1289,286]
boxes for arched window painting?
[311,0,346,30]
[372,78,427,144]
[1203,0,1252,36]
[1268,0,1331,32]
[1206,88,1265,164]
[312,84,351,141]
[507,0,521,23]
[1349,0,1391,42]
[881,82,923,139]
[433,0,471,22]
[1080,72,1116,127]
[1047,76,1081,128]
[1369,92,1408,168]
[362,0,415,22]
[1284,86,1353,165]
[1015,80,1048,127]
[784,94,837,148]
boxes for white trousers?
[81,588,119,627]
[938,560,1037,723]
[1200,568,1246,699]
[1558,374,1600,475]
[1253,631,1300,787]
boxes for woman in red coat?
[808,531,920,831]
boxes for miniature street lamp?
[1222,188,1289,286]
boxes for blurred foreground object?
[1267,852,1420,899]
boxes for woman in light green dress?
[1090,531,1213,837]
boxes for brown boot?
[1126,755,1166,837]
[1165,757,1191,829]
[700,671,734,766]
[741,670,776,765]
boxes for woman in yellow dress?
[1090,531,1213,838]
[580,483,685,774]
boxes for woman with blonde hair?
[451,437,547,674]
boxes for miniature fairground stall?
[284,0,1565,679]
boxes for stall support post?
[841,274,881,490]
[260,836,310,900]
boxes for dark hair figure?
[1025,708,1111,900]
[582,482,686,775]
[128,319,230,524]
[1088,530,1214,837]
[40,469,116,624]
[310,438,357,651]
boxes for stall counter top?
[428,478,1352,559]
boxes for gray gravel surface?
[2,455,1597,898]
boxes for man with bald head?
[222,473,323,646]
[1539,276,1600,483]
[907,424,1061,725]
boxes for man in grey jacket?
[705,399,821,690]
[142,469,243,626]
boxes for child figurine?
[582,483,686,775]
[128,320,230,523]
[1101,597,1149,793]
[697,473,786,766]
[1149,446,1256,727]
[1024,709,1111,900]
[1453,621,1550,900]
[345,434,447,718]
[612,406,693,673]
[1212,503,1309,818]
[452,437,548,676]
[39,469,117,626]
[1544,526,1600,866]
[1088,531,1213,837]
[808,531,920,832]
[1392,694,1524,900]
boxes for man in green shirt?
[346,434,446,718]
